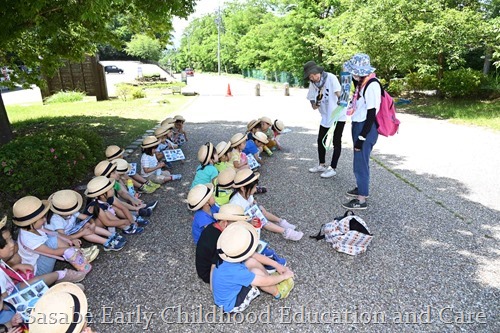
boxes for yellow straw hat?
[49,190,83,216]
[12,196,51,227]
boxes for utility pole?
[216,5,221,76]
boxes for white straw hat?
[12,196,50,227]
[213,204,249,222]
[217,221,259,263]
[187,184,214,211]
[49,190,83,216]
[105,145,124,161]
[84,176,115,198]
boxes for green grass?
[400,98,500,131]
[44,90,85,104]
[6,88,195,147]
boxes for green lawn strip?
[6,90,195,147]
[400,98,500,131]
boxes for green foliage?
[125,34,163,62]
[386,79,405,96]
[132,88,146,99]
[439,68,484,98]
[0,128,103,204]
[44,91,85,104]
[116,84,132,101]
[405,72,439,91]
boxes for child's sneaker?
[146,181,161,189]
[111,232,126,245]
[171,174,182,180]
[136,216,150,226]
[261,247,287,266]
[145,200,158,211]
[283,228,303,241]
[138,208,152,217]
[278,219,296,230]
[103,238,125,252]
[80,246,99,263]
[274,276,295,300]
[123,224,144,235]
[57,269,87,283]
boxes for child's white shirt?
[141,153,161,177]
[45,213,79,235]
[17,229,48,274]
[0,264,16,295]
[229,192,255,211]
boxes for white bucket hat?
[344,53,376,76]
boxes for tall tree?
[0,0,196,145]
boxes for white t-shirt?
[141,153,160,177]
[17,229,48,274]
[229,192,254,211]
[0,264,16,296]
[351,81,382,122]
[45,213,78,235]
[306,72,344,126]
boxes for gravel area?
[84,78,499,333]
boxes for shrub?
[116,84,132,101]
[439,68,484,98]
[44,91,85,104]
[387,79,406,96]
[132,88,146,99]
[0,128,103,206]
[405,72,439,91]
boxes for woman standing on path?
[304,61,345,179]
[342,53,380,210]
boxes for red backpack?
[363,78,400,137]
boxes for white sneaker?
[278,219,296,230]
[309,165,327,173]
[320,166,337,178]
[283,228,303,241]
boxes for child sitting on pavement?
[186,184,220,244]
[229,133,249,171]
[243,132,268,166]
[271,119,285,150]
[229,169,303,241]
[140,136,182,185]
[46,190,125,252]
[214,168,236,206]
[212,221,295,313]
[12,196,90,277]
[173,115,188,146]
[191,142,219,189]
[246,119,261,141]
[105,145,159,194]
[84,176,144,235]
[259,116,275,156]
[214,141,232,173]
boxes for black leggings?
[317,121,345,169]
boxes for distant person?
[304,60,345,179]
[342,53,380,210]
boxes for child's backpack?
[310,210,373,256]
[363,78,400,137]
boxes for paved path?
[84,74,498,333]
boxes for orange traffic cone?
[226,83,233,97]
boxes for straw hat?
[187,184,214,211]
[30,282,88,333]
[272,119,285,133]
[230,133,246,148]
[94,160,117,177]
[215,141,231,159]
[197,142,215,166]
[252,132,269,144]
[174,115,186,122]
[160,117,175,127]
[217,221,259,263]
[154,125,174,138]
[105,145,124,161]
[49,190,83,216]
[0,216,7,229]
[84,176,115,198]
[142,136,160,149]
[213,204,249,222]
[12,196,50,227]
[217,168,236,189]
[260,116,272,125]
[303,60,324,79]
[233,169,260,188]
[114,158,131,174]
[247,119,260,131]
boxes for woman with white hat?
[304,60,345,179]
[212,221,295,313]
[342,53,380,210]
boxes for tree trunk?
[436,53,445,98]
[0,92,13,145]
[483,46,493,75]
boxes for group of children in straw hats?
[0,114,295,330]
[187,116,300,313]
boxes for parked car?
[104,65,124,74]
[185,68,194,76]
